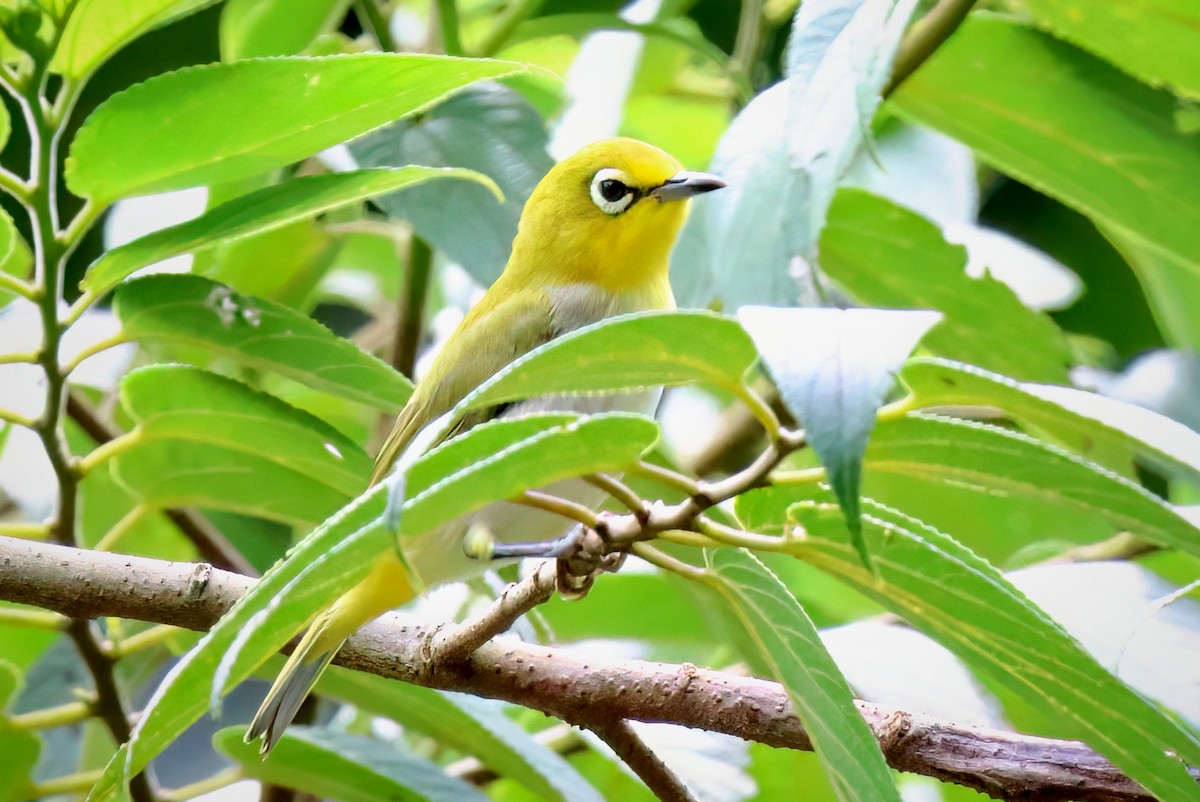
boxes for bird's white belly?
[401,387,661,590]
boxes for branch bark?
[0,535,1183,802]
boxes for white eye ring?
[590,168,635,215]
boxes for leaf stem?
[476,0,545,56]
[61,332,132,375]
[695,516,790,551]
[10,699,93,730]
[393,234,431,378]
[435,0,463,55]
[735,382,784,440]
[631,542,706,580]
[93,502,150,552]
[107,623,180,660]
[769,466,825,485]
[0,350,39,365]
[58,197,101,245]
[0,407,37,428]
[356,0,397,52]
[0,521,53,539]
[30,769,106,797]
[75,429,144,476]
[63,288,96,326]
[632,460,699,495]
[0,164,30,200]
[0,271,36,298]
[160,768,244,802]
[585,472,646,516]
[0,605,66,628]
[513,489,600,528]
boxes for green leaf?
[705,549,900,802]
[52,0,215,80]
[66,54,537,202]
[820,188,1071,382]
[787,495,1200,802]
[112,365,372,524]
[317,672,602,802]
[672,0,917,308]
[349,84,552,285]
[0,660,38,802]
[458,311,757,415]
[86,167,494,297]
[220,0,347,60]
[1024,0,1200,98]
[738,306,939,566]
[214,725,490,802]
[1106,227,1200,351]
[123,482,389,783]
[397,413,660,536]
[891,16,1200,350]
[863,415,1200,559]
[902,357,1200,483]
[114,275,412,411]
[0,206,31,307]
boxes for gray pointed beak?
[649,171,726,202]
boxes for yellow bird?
[246,137,724,752]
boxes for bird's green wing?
[370,286,553,484]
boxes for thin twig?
[356,0,397,52]
[430,561,556,666]
[591,719,699,802]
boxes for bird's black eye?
[599,178,628,202]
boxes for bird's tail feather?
[245,613,342,755]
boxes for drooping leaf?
[1023,0,1200,98]
[123,482,389,784]
[1105,227,1200,351]
[349,84,553,285]
[52,0,215,80]
[820,189,1072,383]
[902,357,1200,484]
[318,672,603,802]
[219,0,347,60]
[458,311,757,415]
[706,549,900,802]
[891,15,1200,350]
[66,54,537,202]
[214,725,490,802]
[86,167,495,296]
[111,365,372,525]
[672,0,917,308]
[787,494,1200,802]
[0,660,38,802]
[114,275,412,411]
[862,415,1200,559]
[738,306,939,566]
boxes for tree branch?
[590,719,698,802]
[0,535,1180,802]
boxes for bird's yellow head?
[506,137,724,293]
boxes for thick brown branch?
[0,535,1183,802]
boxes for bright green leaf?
[820,189,1071,382]
[114,275,412,411]
[123,482,388,783]
[738,306,939,566]
[902,357,1200,484]
[1106,227,1200,351]
[86,167,494,297]
[891,16,1200,350]
[66,54,536,202]
[220,0,347,60]
[459,311,757,414]
[0,206,31,307]
[52,0,215,80]
[788,495,1200,802]
[863,415,1200,559]
[0,660,38,802]
[1024,0,1200,98]
[349,85,552,285]
[214,725,489,802]
[705,549,900,802]
[397,413,660,536]
[318,672,602,802]
[112,365,372,524]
